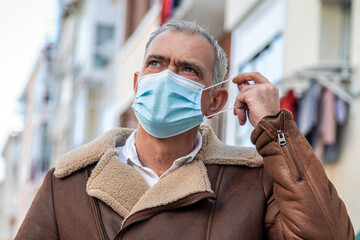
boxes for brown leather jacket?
[15,110,354,240]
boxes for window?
[94,24,115,68]
[234,36,284,146]
[240,35,284,84]
[225,0,285,146]
[320,0,352,61]
[40,123,51,172]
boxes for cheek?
[200,92,211,114]
[141,68,157,75]
[200,79,214,113]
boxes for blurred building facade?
[0,131,22,239]
[1,0,359,238]
[0,43,57,238]
[50,0,124,161]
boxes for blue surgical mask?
[131,70,231,138]
[131,70,205,138]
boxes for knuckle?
[266,83,277,92]
[254,72,262,77]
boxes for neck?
[135,125,199,176]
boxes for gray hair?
[145,20,228,86]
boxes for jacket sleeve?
[15,169,59,240]
[251,109,354,240]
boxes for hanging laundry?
[280,89,297,120]
[296,81,322,136]
[323,128,341,164]
[314,89,337,160]
[161,0,173,25]
[319,89,337,144]
[335,96,348,125]
[160,0,181,25]
[322,95,348,164]
[279,77,349,164]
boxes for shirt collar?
[117,129,202,173]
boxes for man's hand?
[233,72,280,127]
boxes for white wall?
[319,1,343,61]
[283,0,321,75]
[224,0,262,31]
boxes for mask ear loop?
[203,77,235,119]
[203,77,232,91]
[206,106,235,118]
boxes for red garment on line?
[280,90,297,120]
[161,0,173,25]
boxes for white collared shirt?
[116,130,202,187]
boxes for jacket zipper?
[94,199,110,240]
[115,194,215,240]
[86,167,109,240]
[277,130,303,181]
[261,115,303,181]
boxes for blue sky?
[0,0,57,179]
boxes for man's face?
[139,30,216,114]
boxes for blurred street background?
[0,0,360,239]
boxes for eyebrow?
[145,54,170,64]
[145,54,205,80]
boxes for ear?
[133,72,139,94]
[205,88,228,118]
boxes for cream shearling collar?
[54,125,262,178]
[54,125,263,219]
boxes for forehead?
[146,30,215,70]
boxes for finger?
[234,107,247,125]
[234,99,246,111]
[237,82,262,93]
[237,80,251,92]
[233,72,271,85]
[234,94,248,125]
[234,99,248,111]
[233,101,246,115]
[238,83,278,101]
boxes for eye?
[184,67,196,73]
[149,60,161,67]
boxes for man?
[16,21,354,239]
